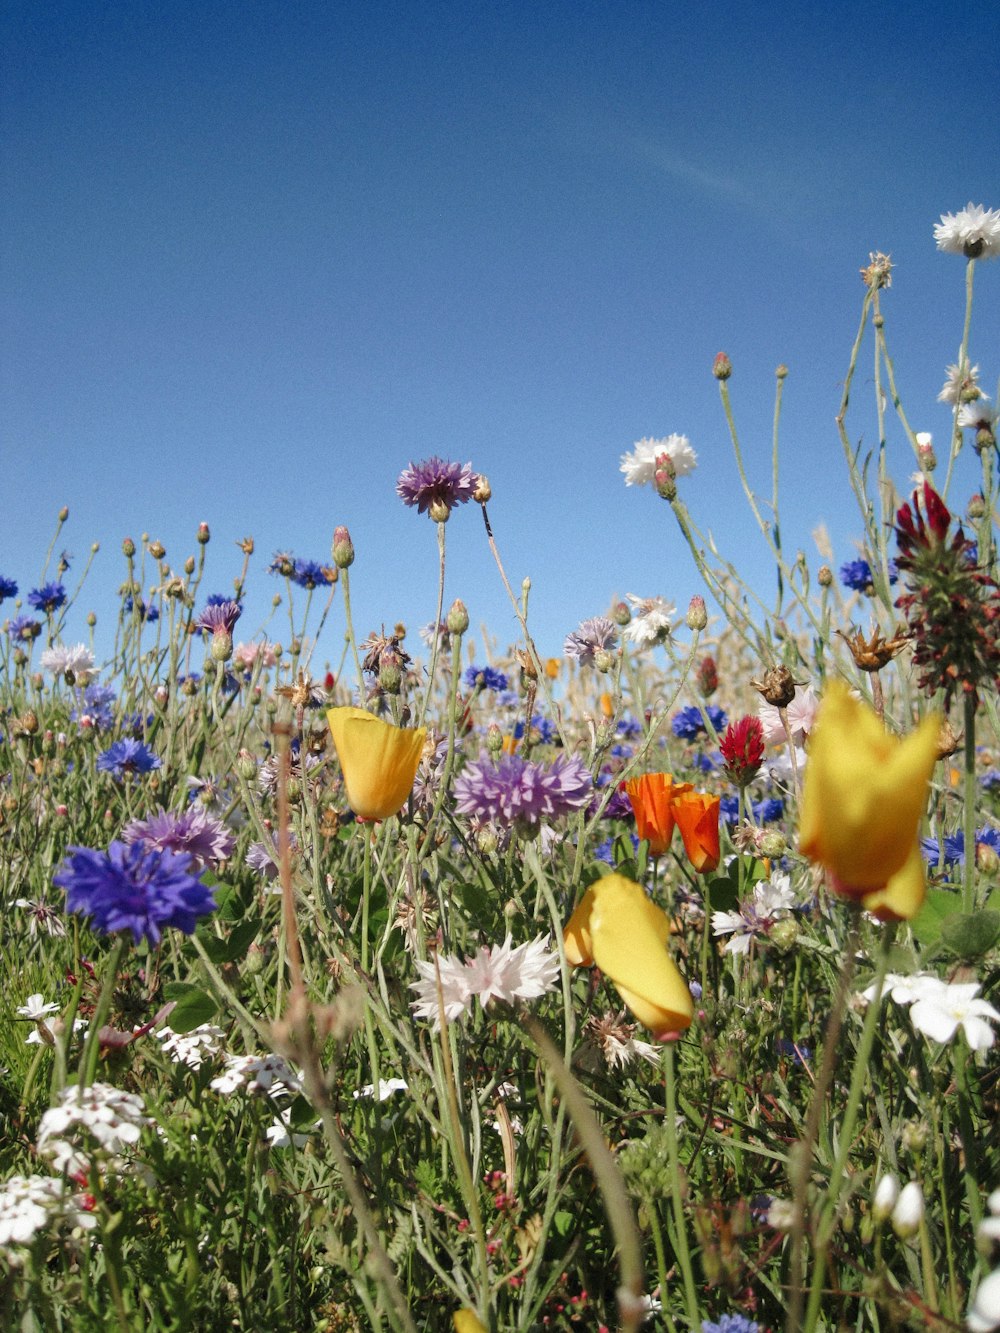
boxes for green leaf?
[704,873,740,913]
[909,887,963,948]
[165,986,219,1033]
[456,880,490,921]
[940,910,1000,960]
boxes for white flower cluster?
[0,1174,97,1265]
[410,934,560,1029]
[860,973,1000,1051]
[209,1053,303,1098]
[36,1083,151,1177]
[16,993,87,1046]
[155,1023,226,1070]
[39,643,96,683]
[969,1189,1000,1333]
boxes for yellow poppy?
[326,706,426,821]
[564,874,693,1035]
[453,1313,488,1333]
[798,681,938,914]
[545,657,562,679]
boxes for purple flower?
[54,841,216,946]
[290,559,335,590]
[464,664,509,692]
[122,805,235,871]
[702,1315,759,1333]
[245,833,298,879]
[72,682,117,730]
[396,457,478,521]
[454,752,592,835]
[0,576,18,602]
[123,594,159,622]
[672,704,727,740]
[194,600,242,634]
[28,582,66,614]
[5,615,41,642]
[563,616,618,666]
[96,738,161,779]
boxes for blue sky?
[3,0,998,668]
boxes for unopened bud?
[610,600,631,627]
[891,1181,924,1239]
[122,536,136,558]
[775,364,788,380]
[915,432,936,472]
[379,660,402,694]
[58,505,69,522]
[817,565,833,587]
[976,840,1000,875]
[154,686,169,707]
[332,526,355,569]
[235,749,257,780]
[901,1120,929,1153]
[713,351,732,380]
[447,599,469,634]
[197,522,211,545]
[486,723,504,756]
[184,556,196,575]
[148,539,166,560]
[967,493,986,521]
[760,830,787,858]
[872,1173,900,1224]
[473,475,492,503]
[686,595,708,631]
[476,826,500,856]
[653,453,677,501]
[769,918,799,952]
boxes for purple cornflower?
[72,682,117,730]
[290,559,335,590]
[454,752,592,836]
[28,582,66,614]
[464,664,509,692]
[245,833,298,879]
[396,457,478,521]
[54,841,216,946]
[123,595,159,622]
[0,576,18,602]
[563,616,618,666]
[5,615,41,642]
[672,704,727,740]
[701,1315,760,1333]
[122,805,235,871]
[840,558,897,591]
[96,738,161,779]
[194,599,242,634]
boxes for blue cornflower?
[96,738,161,779]
[513,715,557,745]
[693,752,717,773]
[28,582,66,614]
[720,795,740,825]
[981,769,1000,793]
[616,716,642,739]
[610,744,634,761]
[840,558,897,591]
[5,615,41,642]
[922,828,1000,867]
[205,592,235,606]
[123,595,159,623]
[753,797,784,823]
[775,1037,812,1065]
[0,576,18,602]
[672,704,727,740]
[594,832,640,864]
[72,682,117,730]
[464,665,509,692]
[291,558,335,589]
[54,840,216,946]
[702,1316,760,1333]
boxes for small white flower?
[891,1180,925,1238]
[36,1083,151,1177]
[872,1172,900,1223]
[264,1106,315,1149]
[938,361,980,405]
[17,994,60,1021]
[621,594,675,649]
[209,1053,303,1098]
[619,434,697,487]
[410,934,560,1029]
[712,873,796,954]
[14,899,67,938]
[934,202,1000,259]
[353,1078,409,1102]
[0,1174,96,1263]
[39,643,96,683]
[767,1198,798,1231]
[968,1268,1000,1333]
[156,1023,226,1070]
[958,398,998,433]
[908,981,1000,1051]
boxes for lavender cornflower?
[0,576,18,602]
[464,664,509,692]
[54,841,216,946]
[122,805,235,871]
[396,456,478,522]
[194,599,242,634]
[72,682,117,730]
[564,616,618,666]
[5,615,41,642]
[454,752,592,836]
[96,738,161,779]
[27,582,66,614]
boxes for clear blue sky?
[3,0,998,666]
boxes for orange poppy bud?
[623,773,692,857]
[670,790,721,873]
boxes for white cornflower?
[711,873,796,955]
[584,1014,662,1070]
[39,643,96,683]
[621,594,675,649]
[938,361,980,404]
[891,1180,924,1238]
[0,1174,97,1263]
[619,434,697,487]
[958,398,998,433]
[410,934,560,1029]
[934,202,1000,259]
[209,1053,303,1098]
[156,1023,226,1070]
[908,980,1000,1051]
[14,899,67,938]
[36,1083,151,1177]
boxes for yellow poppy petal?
[326,706,426,821]
[563,886,596,966]
[453,1313,488,1333]
[861,842,927,921]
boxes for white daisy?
[908,980,1000,1050]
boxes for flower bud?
[184,556,196,575]
[977,840,1000,875]
[429,499,451,523]
[713,351,732,380]
[332,526,355,569]
[817,565,833,587]
[447,599,470,634]
[476,826,500,856]
[235,748,258,780]
[211,629,233,662]
[891,1181,924,1238]
[58,506,69,522]
[154,686,169,707]
[751,665,797,708]
[760,830,787,858]
[775,364,788,380]
[593,648,614,673]
[122,536,136,558]
[653,453,676,501]
[902,1119,929,1153]
[872,1173,900,1224]
[769,918,799,952]
[197,522,211,545]
[968,493,986,521]
[915,432,936,472]
[686,595,708,631]
[473,475,492,503]
[148,539,166,560]
[610,600,631,627]
[486,723,504,756]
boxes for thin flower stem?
[663,1041,701,1330]
[417,522,447,729]
[942,259,977,502]
[339,565,366,702]
[77,936,128,1089]
[963,693,977,913]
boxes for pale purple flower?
[122,805,235,871]
[564,616,618,666]
[396,456,478,520]
[194,600,242,635]
[711,873,796,954]
[454,752,592,835]
[15,900,67,938]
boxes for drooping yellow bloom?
[564,873,693,1035]
[326,706,426,821]
[453,1313,488,1333]
[799,681,938,917]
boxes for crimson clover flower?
[396,457,478,522]
[54,841,217,946]
[453,752,592,836]
[719,716,765,787]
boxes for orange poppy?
[671,790,721,873]
[623,773,692,857]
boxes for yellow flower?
[564,873,693,1035]
[326,706,426,820]
[453,1313,488,1333]
[799,681,938,916]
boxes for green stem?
[78,937,128,1089]
[963,693,977,913]
[664,1041,701,1330]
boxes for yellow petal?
[563,886,596,966]
[799,682,938,890]
[326,706,426,821]
[453,1313,488,1333]
[861,842,927,921]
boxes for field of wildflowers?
[2,203,999,1333]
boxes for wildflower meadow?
[3,204,1000,1333]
